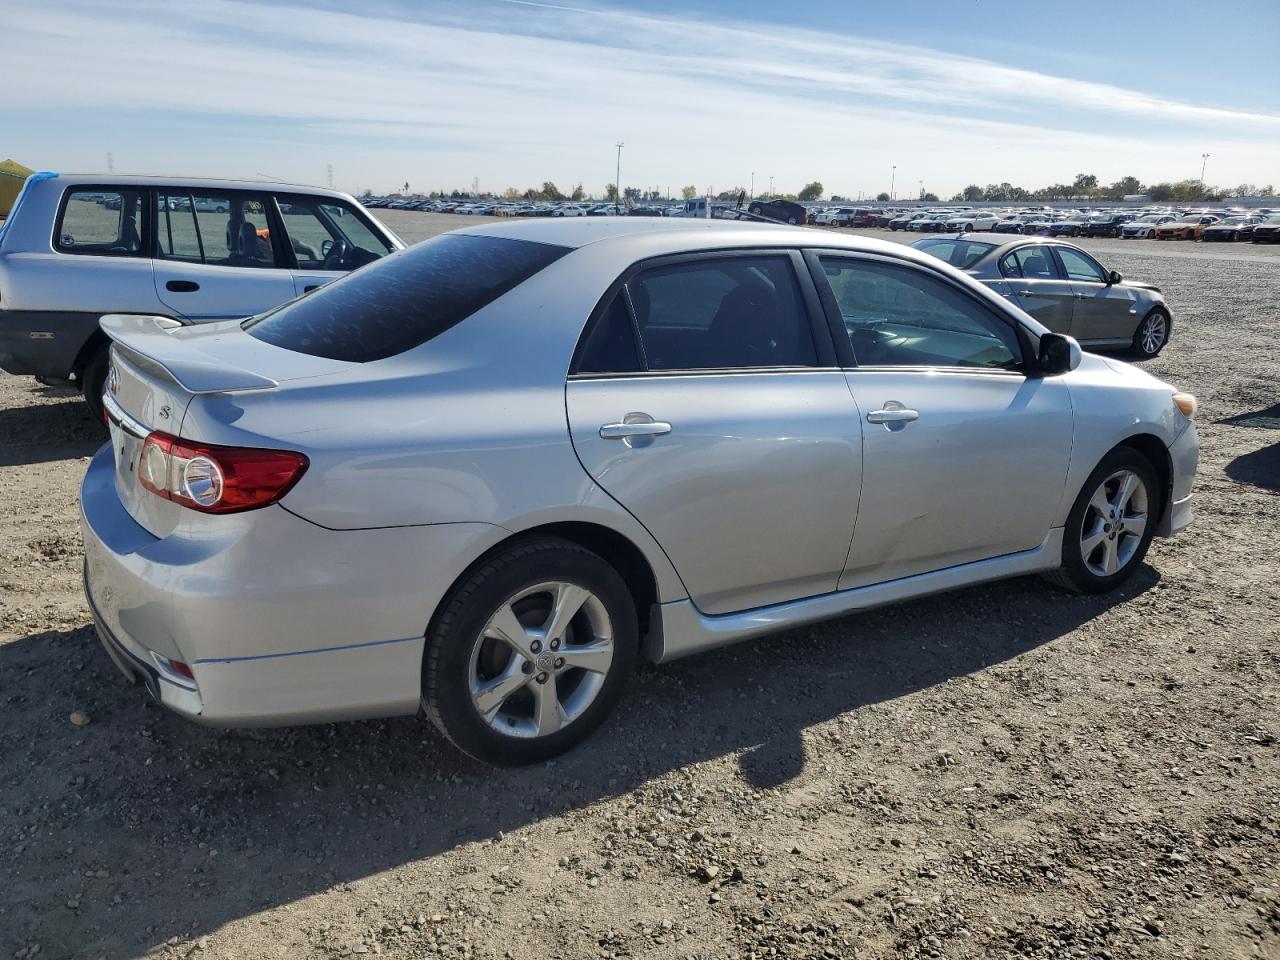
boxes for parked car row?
[363,196,677,218]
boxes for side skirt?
[644,529,1063,663]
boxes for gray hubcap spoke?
[472,663,530,720]
[467,580,614,740]
[556,640,614,675]
[1080,468,1149,578]
[531,675,566,735]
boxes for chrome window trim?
[844,364,1027,379]
[568,365,842,382]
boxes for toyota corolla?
[81,219,1199,765]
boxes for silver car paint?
[82,218,1198,726]
[567,370,863,615]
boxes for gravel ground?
[2,214,1278,960]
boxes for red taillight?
[137,431,308,513]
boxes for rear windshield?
[245,233,568,361]
[911,237,996,269]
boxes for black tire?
[1129,308,1170,360]
[422,537,638,765]
[80,346,110,426]
[1042,447,1159,595]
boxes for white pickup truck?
[0,172,402,420]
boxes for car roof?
[455,216,971,273]
[915,234,1085,257]
[458,216,809,250]
[32,172,355,201]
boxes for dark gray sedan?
[911,235,1171,359]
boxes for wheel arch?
[426,521,662,649]
[71,327,111,382]
[1116,433,1173,522]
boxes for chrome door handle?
[600,421,672,439]
[867,407,919,424]
[1016,289,1034,296]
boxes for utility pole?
[614,141,624,214]
[768,175,774,197]
[890,164,896,201]
[918,179,924,200]
[1200,153,1210,195]
[750,171,755,200]
[106,152,114,173]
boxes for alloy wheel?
[1080,470,1149,577]
[467,581,614,739]
[1139,313,1167,355]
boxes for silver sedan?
[910,235,1172,359]
[81,219,1199,764]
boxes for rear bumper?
[79,444,507,727]
[0,308,103,377]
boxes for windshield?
[911,238,997,269]
[246,233,569,362]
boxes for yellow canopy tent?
[0,159,35,217]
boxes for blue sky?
[4,0,1277,198]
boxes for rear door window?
[55,188,146,256]
[155,192,279,268]
[245,233,568,362]
[625,256,817,371]
[1000,246,1061,280]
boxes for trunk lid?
[99,314,349,536]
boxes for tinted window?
[56,189,145,256]
[1054,247,1105,282]
[625,257,817,370]
[246,233,568,362]
[999,246,1060,280]
[577,291,642,374]
[276,196,394,271]
[155,192,278,268]
[912,238,996,270]
[819,256,1020,370]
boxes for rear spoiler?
[99,315,278,394]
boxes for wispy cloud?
[4,0,1275,194]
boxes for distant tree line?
[361,173,1274,205]
[948,173,1276,204]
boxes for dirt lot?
[2,215,1278,960]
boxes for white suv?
[0,173,402,420]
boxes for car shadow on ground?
[1219,403,1280,491]
[0,566,1158,959]
[0,386,102,467]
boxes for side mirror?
[1038,332,1082,376]
[1107,270,1122,285]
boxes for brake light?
[137,432,308,513]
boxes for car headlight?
[1172,392,1198,419]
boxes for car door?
[809,251,1073,588]
[273,194,398,297]
[1051,245,1139,345]
[565,250,864,616]
[992,245,1076,333]
[151,190,296,321]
